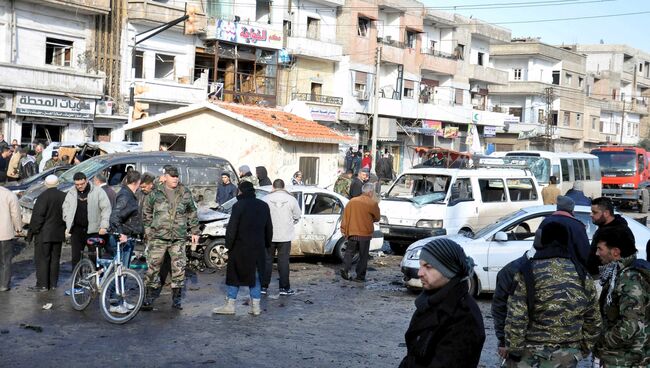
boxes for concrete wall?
[293,0,337,43]
[338,0,377,68]
[287,57,337,97]
[138,109,339,185]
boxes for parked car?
[19,151,237,224]
[198,185,384,268]
[400,205,650,295]
[2,164,72,197]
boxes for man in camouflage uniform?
[505,221,601,367]
[594,227,650,368]
[333,169,353,199]
[141,166,199,310]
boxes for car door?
[477,178,509,229]
[298,192,343,255]
[445,177,479,234]
[485,213,549,290]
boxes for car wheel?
[640,189,649,213]
[204,239,228,269]
[334,238,359,263]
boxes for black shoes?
[171,288,182,310]
[340,269,351,280]
[141,287,157,311]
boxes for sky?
[423,0,649,51]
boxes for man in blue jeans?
[213,181,273,316]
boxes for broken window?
[358,17,370,37]
[307,17,320,39]
[509,107,523,122]
[256,0,270,23]
[154,53,175,80]
[406,31,416,48]
[93,127,112,142]
[45,37,73,67]
[506,178,538,201]
[134,50,144,78]
[479,179,506,203]
[513,68,522,80]
[552,70,560,85]
[159,133,186,152]
[455,44,465,60]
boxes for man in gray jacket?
[261,179,301,296]
[62,172,111,269]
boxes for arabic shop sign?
[15,92,96,120]
[206,19,283,49]
[309,105,338,122]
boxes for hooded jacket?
[62,182,112,234]
[256,166,272,186]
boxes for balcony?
[26,0,110,14]
[489,81,549,95]
[285,36,343,62]
[291,93,343,105]
[596,99,649,115]
[556,126,584,140]
[420,48,457,75]
[133,78,208,105]
[128,0,205,26]
[0,62,104,98]
[468,64,508,85]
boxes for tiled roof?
[214,102,352,144]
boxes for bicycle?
[69,234,145,324]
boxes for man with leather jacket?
[109,170,144,268]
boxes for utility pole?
[544,87,554,151]
[371,46,381,173]
[620,98,626,144]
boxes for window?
[154,53,175,80]
[306,194,343,215]
[406,31,416,48]
[477,52,484,66]
[563,111,570,126]
[93,127,111,142]
[45,38,73,67]
[299,156,319,185]
[454,88,463,105]
[256,0,270,23]
[578,77,584,88]
[403,80,414,99]
[310,82,322,97]
[429,40,436,51]
[188,167,220,186]
[479,179,506,203]
[561,159,570,182]
[357,17,370,37]
[509,107,523,122]
[592,117,596,130]
[599,120,604,132]
[576,113,582,128]
[503,214,546,241]
[565,72,572,86]
[552,70,560,85]
[506,178,538,201]
[159,133,186,152]
[573,159,584,180]
[449,178,473,204]
[538,109,545,124]
[513,68,522,80]
[306,17,320,39]
[354,71,367,97]
[134,50,144,78]
[101,163,137,186]
[455,44,465,60]
[583,159,591,180]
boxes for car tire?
[204,239,228,269]
[334,238,359,264]
[640,189,649,214]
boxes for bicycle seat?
[86,237,105,247]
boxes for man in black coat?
[109,170,144,268]
[539,196,590,271]
[587,197,635,275]
[349,169,369,198]
[28,175,66,291]
[213,181,272,316]
[400,238,485,368]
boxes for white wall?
[377,11,400,41]
[293,0,337,43]
[469,36,489,66]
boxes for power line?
[493,10,650,24]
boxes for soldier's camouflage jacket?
[596,255,650,367]
[333,175,351,198]
[505,257,601,356]
[142,183,200,241]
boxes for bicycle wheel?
[99,269,144,324]
[70,258,96,311]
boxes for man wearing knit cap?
[399,238,485,367]
[238,165,259,187]
[539,195,590,271]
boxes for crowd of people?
[0,134,49,183]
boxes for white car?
[400,205,649,294]
[199,185,384,267]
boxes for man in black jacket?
[28,175,66,291]
[400,238,485,368]
[539,196,590,271]
[587,197,635,275]
[213,181,272,316]
[109,170,143,268]
[349,169,369,198]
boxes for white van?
[379,167,543,252]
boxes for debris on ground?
[304,299,314,305]
[19,324,43,333]
[42,303,53,310]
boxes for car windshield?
[217,189,269,214]
[471,209,527,239]
[58,157,107,184]
[385,174,451,206]
[501,156,551,184]
[592,151,636,175]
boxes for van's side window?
[478,179,506,203]
[573,159,584,180]
[450,178,473,202]
[102,163,136,186]
[188,167,220,186]
[506,178,538,201]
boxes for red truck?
[590,146,650,213]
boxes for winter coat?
[0,156,8,182]
[492,250,533,347]
[216,182,237,205]
[100,184,117,209]
[263,189,301,242]
[333,175,352,198]
[349,177,367,198]
[29,187,66,243]
[361,155,372,169]
[142,183,199,241]
[539,211,591,271]
[6,152,21,179]
[587,215,635,275]
[256,166,272,186]
[341,194,380,237]
[109,185,144,236]
[62,183,112,234]
[541,184,561,205]
[225,191,273,287]
[240,172,259,187]
[565,189,591,206]
[595,255,650,367]
[0,186,21,241]
[399,277,486,368]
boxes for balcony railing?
[420,47,458,60]
[378,38,409,49]
[292,93,343,105]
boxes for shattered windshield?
[58,157,107,184]
[217,189,269,214]
[385,174,451,206]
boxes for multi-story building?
[0,0,125,145]
[488,39,599,151]
[576,44,650,146]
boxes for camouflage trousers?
[506,347,582,368]
[144,239,187,289]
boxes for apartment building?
[576,44,650,146]
[0,0,124,145]
[488,39,598,151]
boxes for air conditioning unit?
[354,90,369,100]
[95,100,113,115]
[0,93,13,112]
